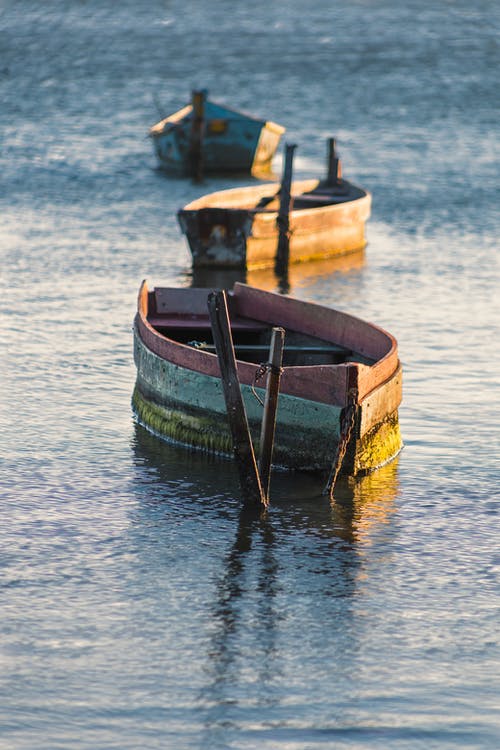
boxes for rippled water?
[1,1,499,748]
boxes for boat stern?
[177,207,254,268]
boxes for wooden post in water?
[207,290,267,508]
[258,327,285,500]
[326,137,340,185]
[189,89,206,182]
[275,143,297,276]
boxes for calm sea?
[1,1,499,748]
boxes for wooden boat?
[132,281,403,477]
[149,89,285,177]
[177,142,371,269]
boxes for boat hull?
[177,179,372,269]
[132,283,403,476]
[150,99,285,175]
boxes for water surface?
[1,1,499,748]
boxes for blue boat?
[149,90,285,178]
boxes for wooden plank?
[184,343,350,355]
[148,315,267,333]
[207,290,267,507]
[154,287,212,315]
[359,363,403,436]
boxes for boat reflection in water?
[131,422,401,728]
[187,248,365,295]
[131,420,400,541]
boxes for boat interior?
[254,179,366,212]
[146,288,375,368]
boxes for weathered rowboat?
[149,89,285,177]
[177,145,371,269]
[132,281,403,477]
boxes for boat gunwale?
[135,281,400,408]
[149,99,285,137]
[180,178,370,214]
[232,283,399,401]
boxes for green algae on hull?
[132,384,234,456]
[132,384,403,476]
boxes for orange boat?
[177,141,371,270]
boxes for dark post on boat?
[189,89,206,182]
[275,142,297,276]
[207,290,267,508]
[326,137,341,185]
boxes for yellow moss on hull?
[132,386,234,455]
[354,412,403,475]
